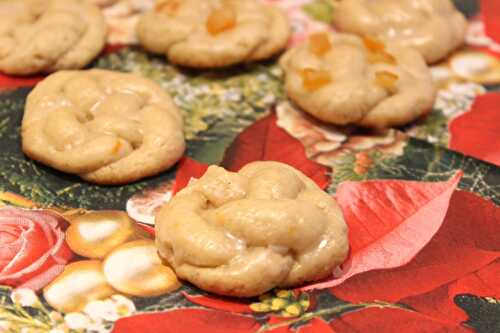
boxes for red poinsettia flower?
[330,190,500,330]
[0,207,73,290]
[449,93,500,166]
[302,171,462,290]
[172,113,330,195]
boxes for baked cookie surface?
[0,0,107,75]
[156,161,349,297]
[280,32,436,128]
[332,0,467,64]
[137,0,290,68]
[22,69,185,185]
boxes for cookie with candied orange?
[137,0,290,68]
[280,32,436,128]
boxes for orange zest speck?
[112,140,122,155]
[375,71,399,94]
[155,0,180,15]
[206,6,237,35]
[309,32,332,56]
[300,68,331,92]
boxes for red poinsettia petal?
[264,317,336,333]
[103,44,126,55]
[329,307,471,333]
[182,292,252,313]
[112,308,259,333]
[449,93,500,166]
[330,190,500,303]
[138,223,155,236]
[403,259,500,326]
[298,318,336,333]
[303,171,462,290]
[259,316,290,333]
[450,259,500,298]
[403,285,466,326]
[0,74,43,90]
[481,0,500,44]
[221,112,330,189]
[172,157,209,195]
[172,114,330,194]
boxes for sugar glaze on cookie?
[156,161,348,297]
[22,69,185,185]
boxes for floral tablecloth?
[0,1,499,332]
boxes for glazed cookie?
[22,69,185,185]
[137,0,290,68]
[280,32,436,128]
[332,0,467,64]
[0,0,107,75]
[156,161,349,297]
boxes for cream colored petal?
[103,239,180,297]
[44,261,115,313]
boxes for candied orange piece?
[155,0,180,15]
[206,6,237,35]
[309,32,332,56]
[375,71,399,94]
[300,68,331,92]
[367,50,397,65]
[363,36,385,52]
[363,36,397,65]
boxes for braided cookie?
[156,161,349,297]
[137,0,290,68]
[22,69,185,185]
[332,0,467,64]
[280,32,436,128]
[0,0,106,75]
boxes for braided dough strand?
[0,0,106,75]
[22,70,185,184]
[156,162,348,297]
[137,0,290,68]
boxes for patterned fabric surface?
[0,1,499,332]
